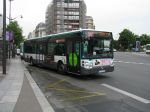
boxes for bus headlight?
[84,62,93,69]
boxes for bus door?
[67,41,80,74]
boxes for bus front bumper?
[81,65,114,75]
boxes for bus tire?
[57,62,65,74]
[30,58,34,66]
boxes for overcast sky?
[0,0,150,39]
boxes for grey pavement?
[0,57,55,112]
[13,72,43,112]
[0,59,10,79]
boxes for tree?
[6,21,24,47]
[113,40,119,50]
[140,34,150,46]
[118,29,135,50]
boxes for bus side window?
[42,44,46,55]
[55,43,65,56]
[48,43,56,56]
[82,41,88,57]
[39,44,43,53]
[39,43,46,54]
[25,43,33,53]
[75,42,80,56]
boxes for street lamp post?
[8,0,13,59]
[8,0,22,58]
[2,0,6,74]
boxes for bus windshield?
[82,38,113,58]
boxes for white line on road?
[101,84,150,104]
[114,61,150,66]
[132,52,149,57]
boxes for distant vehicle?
[143,47,146,52]
[23,29,114,75]
[113,49,117,52]
[16,48,20,55]
[145,44,150,54]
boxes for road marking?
[48,87,105,95]
[48,87,105,101]
[101,84,150,104]
[60,94,103,102]
[47,77,70,88]
[114,60,150,66]
[132,53,149,57]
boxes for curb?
[24,68,55,112]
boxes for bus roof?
[25,29,112,41]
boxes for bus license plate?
[99,70,105,73]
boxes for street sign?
[6,31,13,41]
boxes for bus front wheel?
[30,58,34,66]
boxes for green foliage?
[140,34,150,46]
[113,40,119,50]
[118,29,135,50]
[6,21,24,47]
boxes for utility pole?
[2,0,6,74]
[8,0,13,59]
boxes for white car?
[113,49,117,52]
[16,49,20,55]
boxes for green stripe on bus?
[69,53,78,67]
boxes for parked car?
[16,49,20,55]
[113,49,117,52]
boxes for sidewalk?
[0,59,10,79]
[0,57,55,112]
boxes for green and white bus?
[24,29,114,75]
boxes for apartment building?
[0,14,3,62]
[28,30,35,39]
[86,16,95,29]
[0,14,2,38]
[45,0,86,34]
[35,22,46,37]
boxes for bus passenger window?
[48,43,56,55]
[55,43,65,56]
[75,43,80,56]
[82,41,88,57]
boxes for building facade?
[86,16,95,29]
[28,22,46,39]
[45,0,86,34]
[0,14,3,62]
[35,22,46,37]
[28,30,35,39]
[0,14,3,38]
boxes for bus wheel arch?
[57,61,65,74]
[30,57,34,65]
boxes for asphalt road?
[26,52,150,112]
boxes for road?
[26,52,150,112]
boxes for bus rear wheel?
[57,63,65,74]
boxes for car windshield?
[146,45,150,50]
[82,38,113,58]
